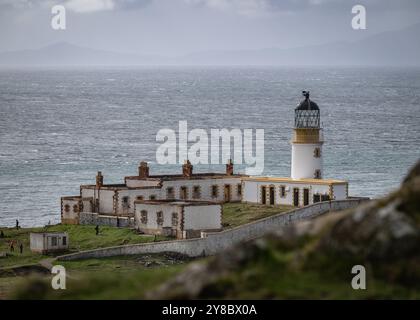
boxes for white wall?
[126,179,161,188]
[183,205,221,230]
[135,203,182,230]
[118,188,163,215]
[332,184,347,200]
[98,189,115,214]
[61,198,80,221]
[291,143,323,180]
[243,180,332,206]
[162,177,242,202]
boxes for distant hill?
[1,22,420,66]
[181,22,420,66]
[0,42,164,66]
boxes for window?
[313,194,321,203]
[140,210,148,224]
[314,169,321,179]
[280,185,286,198]
[314,147,321,158]
[73,204,79,213]
[180,186,188,200]
[51,236,58,247]
[122,196,129,208]
[192,186,201,199]
[136,195,144,201]
[237,184,242,196]
[149,195,156,200]
[167,187,175,199]
[211,185,219,198]
[64,204,70,213]
[171,212,178,227]
[156,211,164,227]
[62,236,67,246]
[321,194,330,202]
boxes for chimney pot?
[139,161,150,178]
[182,160,193,177]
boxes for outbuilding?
[134,200,222,239]
[30,232,69,254]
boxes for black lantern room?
[294,91,320,128]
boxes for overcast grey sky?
[1,0,419,55]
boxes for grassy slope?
[0,225,169,269]
[3,203,303,299]
[10,255,189,300]
[222,203,292,228]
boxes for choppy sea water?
[0,67,419,227]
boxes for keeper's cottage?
[61,91,349,238]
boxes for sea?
[0,66,419,227]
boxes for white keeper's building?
[61,91,349,238]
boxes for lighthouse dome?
[296,91,319,110]
[294,91,320,128]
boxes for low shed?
[30,232,69,254]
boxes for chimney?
[96,171,103,188]
[226,159,234,176]
[139,161,149,178]
[182,160,193,177]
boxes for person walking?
[95,225,100,236]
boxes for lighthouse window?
[314,148,321,158]
[64,204,70,213]
[314,170,321,179]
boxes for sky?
[0,0,420,55]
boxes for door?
[293,188,299,207]
[224,184,231,202]
[261,186,266,204]
[269,186,275,205]
[303,188,309,206]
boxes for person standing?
[95,225,100,236]
[16,219,19,230]
[19,243,23,254]
[10,241,14,253]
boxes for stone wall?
[58,199,368,261]
[79,212,135,228]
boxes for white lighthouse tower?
[291,91,323,180]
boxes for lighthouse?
[291,91,323,180]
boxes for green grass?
[10,260,186,300]
[0,225,170,269]
[222,203,293,229]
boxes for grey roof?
[296,98,319,111]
